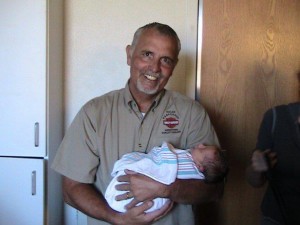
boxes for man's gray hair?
[131,22,181,54]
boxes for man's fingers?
[115,182,130,191]
[133,200,154,213]
[117,174,130,182]
[115,191,133,201]
[124,169,137,175]
[154,200,173,221]
[125,198,140,209]
[147,200,172,220]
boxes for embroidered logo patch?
[163,117,179,128]
[162,110,180,132]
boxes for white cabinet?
[0,1,64,224]
[0,0,46,157]
[0,158,44,225]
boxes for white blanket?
[105,142,204,212]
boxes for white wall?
[63,1,199,224]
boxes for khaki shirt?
[52,83,219,225]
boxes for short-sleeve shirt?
[52,83,220,225]
[256,103,300,225]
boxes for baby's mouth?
[145,74,158,81]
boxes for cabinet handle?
[31,171,36,195]
[34,122,39,147]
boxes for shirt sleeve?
[51,103,100,183]
[187,101,220,148]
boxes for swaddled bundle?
[105,142,204,212]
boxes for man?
[52,22,224,225]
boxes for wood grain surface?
[197,0,300,224]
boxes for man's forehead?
[135,30,178,56]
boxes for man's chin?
[140,89,158,95]
[137,83,159,95]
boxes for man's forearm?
[62,176,118,224]
[164,179,224,204]
[246,166,266,188]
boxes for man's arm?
[62,176,114,222]
[246,165,266,188]
[116,170,224,205]
[116,144,225,205]
[62,176,171,225]
[166,178,224,203]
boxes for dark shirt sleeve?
[255,108,274,150]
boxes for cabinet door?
[0,0,46,157]
[0,157,44,225]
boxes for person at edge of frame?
[246,73,300,225]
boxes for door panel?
[0,157,44,225]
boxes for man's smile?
[144,73,158,81]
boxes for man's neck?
[128,83,161,113]
[130,90,159,113]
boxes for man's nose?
[149,59,161,72]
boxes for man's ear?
[126,45,132,66]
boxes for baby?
[105,142,227,213]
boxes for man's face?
[126,28,179,96]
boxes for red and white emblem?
[163,117,179,128]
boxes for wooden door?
[197,0,300,225]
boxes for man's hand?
[251,149,277,172]
[115,169,168,202]
[246,149,277,187]
[114,200,172,225]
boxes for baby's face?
[190,147,217,171]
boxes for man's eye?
[161,57,174,67]
[143,52,152,57]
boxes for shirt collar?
[123,80,166,112]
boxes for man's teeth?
[145,74,157,81]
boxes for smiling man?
[52,22,224,225]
